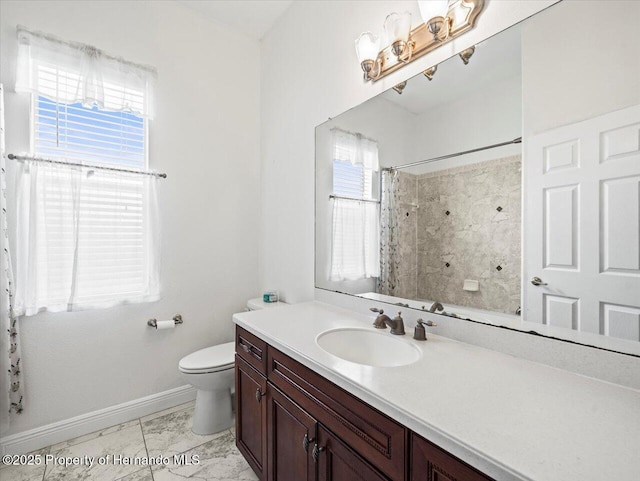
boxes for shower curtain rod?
[7,153,167,179]
[383,137,522,171]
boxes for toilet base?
[192,388,234,435]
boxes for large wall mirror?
[315,1,640,356]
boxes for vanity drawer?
[236,326,268,375]
[267,347,407,481]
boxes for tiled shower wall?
[394,156,521,314]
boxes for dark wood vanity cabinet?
[235,355,267,480]
[236,326,494,481]
[316,424,390,481]
[266,384,316,481]
[411,434,493,481]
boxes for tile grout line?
[138,418,154,481]
[41,446,49,481]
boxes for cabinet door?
[411,434,493,481]
[267,384,316,481]
[316,425,389,481]
[236,355,268,480]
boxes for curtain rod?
[7,154,167,179]
[383,137,522,171]
[329,194,380,204]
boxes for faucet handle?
[414,318,436,341]
[418,319,437,327]
[390,312,405,335]
[370,307,384,314]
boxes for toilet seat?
[179,341,235,374]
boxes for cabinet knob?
[312,443,325,463]
[255,387,266,403]
[303,433,314,452]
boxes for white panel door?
[524,104,640,341]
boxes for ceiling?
[380,25,522,114]
[176,0,294,40]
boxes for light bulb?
[383,12,412,45]
[355,32,381,63]
[418,0,450,25]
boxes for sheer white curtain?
[331,128,379,172]
[330,199,379,281]
[15,26,156,118]
[14,162,160,315]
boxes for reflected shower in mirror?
[316,0,640,355]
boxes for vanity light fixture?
[423,65,438,80]
[355,32,382,80]
[355,0,485,82]
[459,45,475,65]
[384,12,414,62]
[393,81,408,94]
[418,0,451,41]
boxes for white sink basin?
[316,328,422,367]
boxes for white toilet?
[179,298,286,435]
[179,342,235,435]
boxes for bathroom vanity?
[233,302,640,481]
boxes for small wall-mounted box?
[463,279,479,292]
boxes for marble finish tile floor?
[0,401,257,481]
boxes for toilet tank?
[246,297,287,311]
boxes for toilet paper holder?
[147,314,183,329]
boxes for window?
[332,160,374,200]
[329,129,380,282]
[14,27,159,315]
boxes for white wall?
[409,73,522,174]
[259,0,558,303]
[315,97,414,295]
[0,0,261,436]
[522,0,640,135]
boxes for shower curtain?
[1,84,23,434]
[377,169,401,296]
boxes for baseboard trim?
[0,385,197,455]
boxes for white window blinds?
[35,94,146,168]
[329,129,380,281]
[13,28,160,315]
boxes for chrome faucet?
[370,308,405,335]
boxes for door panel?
[267,384,316,481]
[525,104,640,340]
[601,176,640,273]
[602,302,640,341]
[543,184,579,269]
[543,294,579,330]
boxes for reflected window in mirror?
[329,129,380,282]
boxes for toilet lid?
[179,342,235,372]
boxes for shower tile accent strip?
[0,401,256,481]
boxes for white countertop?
[233,301,640,481]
